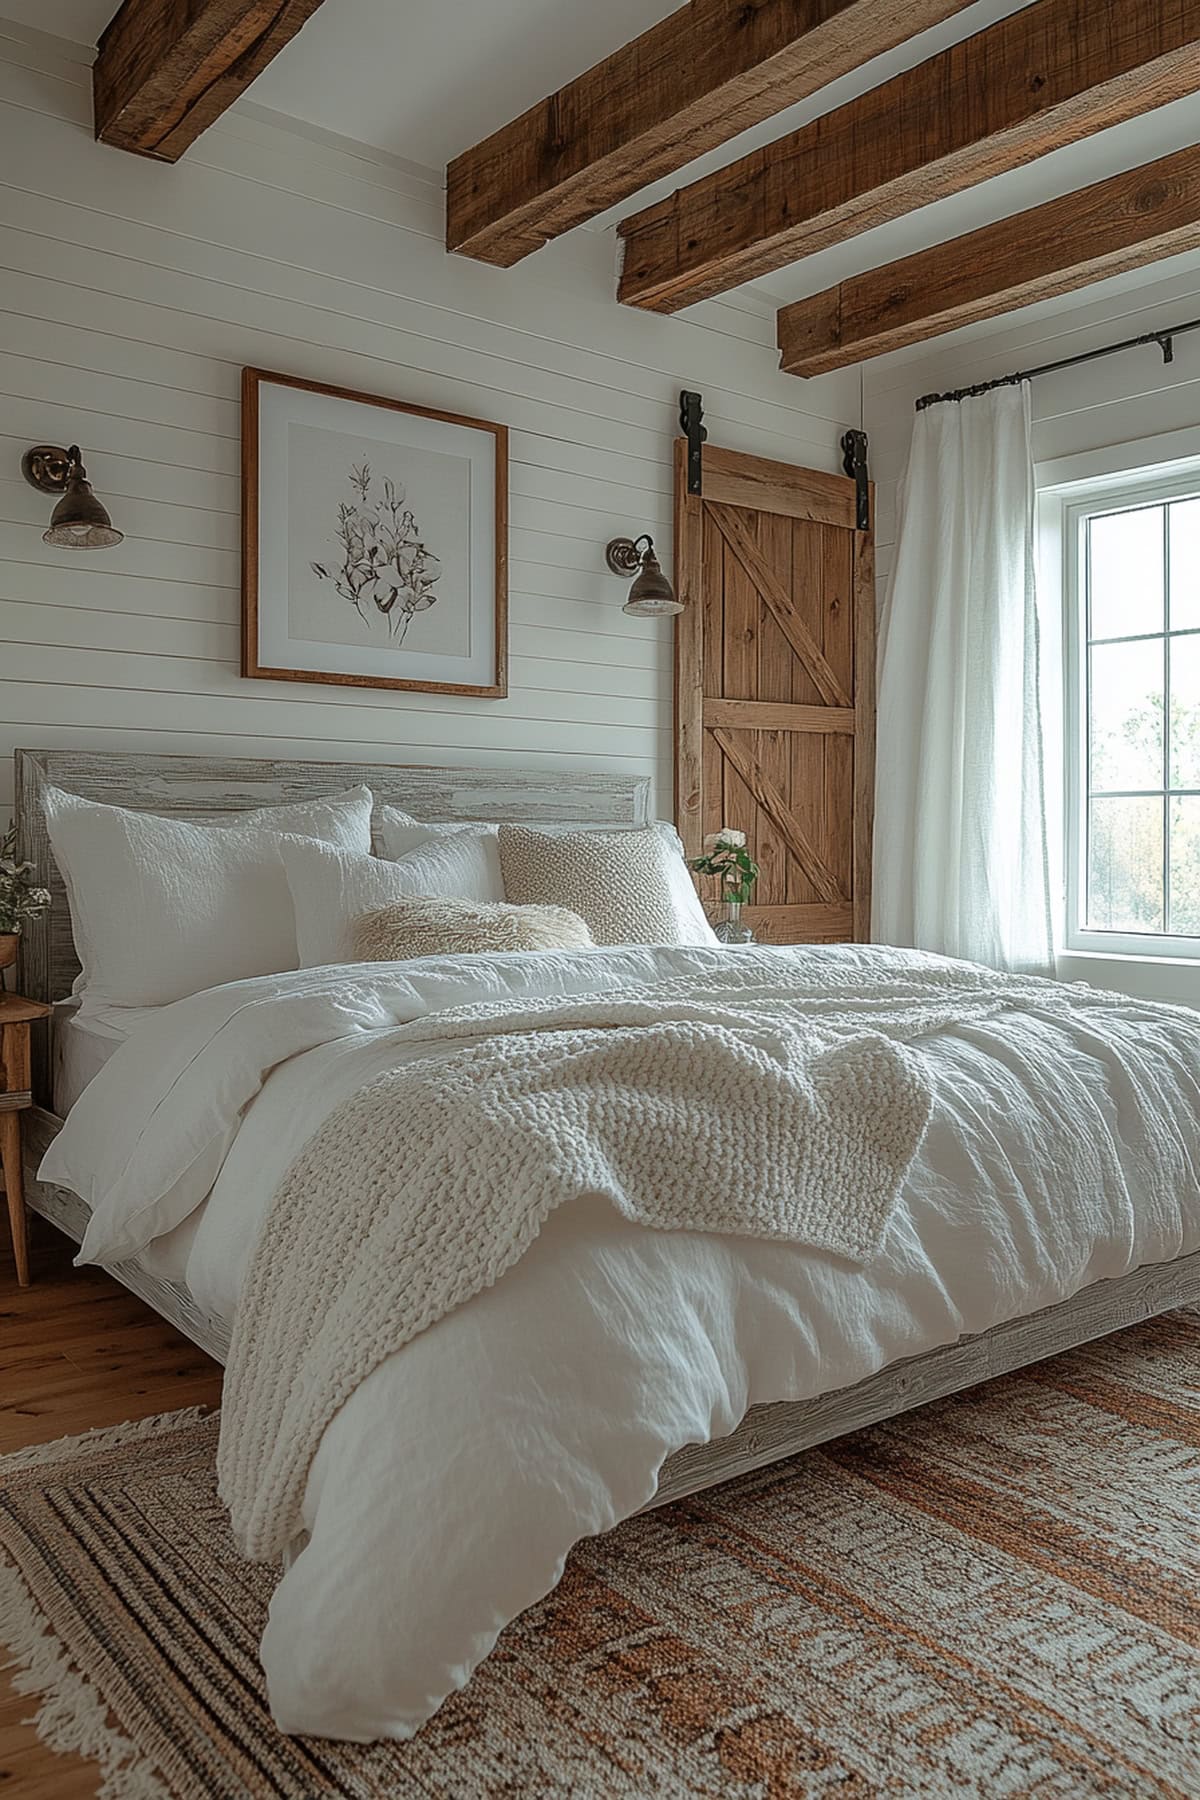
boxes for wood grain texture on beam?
[445,0,977,266]
[619,0,1200,311]
[777,141,1200,375]
[94,0,329,160]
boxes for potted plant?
[0,823,51,972]
[689,827,760,944]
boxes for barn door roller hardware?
[680,390,707,496]
[841,430,870,531]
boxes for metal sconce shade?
[22,445,123,549]
[624,548,679,616]
[46,484,123,550]
[605,533,682,616]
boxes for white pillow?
[635,823,717,945]
[498,823,717,947]
[282,833,506,967]
[44,785,373,1009]
[377,807,495,861]
[380,807,716,945]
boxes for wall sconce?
[605,534,681,616]
[21,445,123,549]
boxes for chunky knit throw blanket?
[216,953,1105,1561]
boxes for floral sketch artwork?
[286,422,471,659]
[244,368,507,697]
[310,460,443,646]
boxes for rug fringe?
[0,1554,172,1800]
[0,1407,214,1800]
[0,1404,213,1476]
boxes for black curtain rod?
[914,315,1200,411]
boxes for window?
[1064,473,1200,959]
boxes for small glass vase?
[714,900,754,945]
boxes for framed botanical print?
[241,368,507,697]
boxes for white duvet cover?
[42,943,1200,1741]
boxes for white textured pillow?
[382,808,715,945]
[282,832,505,966]
[498,823,713,947]
[633,823,716,945]
[44,785,374,1009]
[353,896,593,961]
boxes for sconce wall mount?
[21,443,123,549]
[605,533,682,617]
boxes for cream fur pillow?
[353,895,594,961]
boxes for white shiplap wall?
[0,19,862,824]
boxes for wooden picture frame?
[241,367,508,697]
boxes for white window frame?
[1062,466,1200,961]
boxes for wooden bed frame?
[14,746,1200,1514]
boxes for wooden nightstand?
[1,994,52,1287]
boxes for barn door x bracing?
[674,440,875,945]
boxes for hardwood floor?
[0,1214,222,1798]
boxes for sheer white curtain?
[873,381,1054,975]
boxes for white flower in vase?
[689,825,760,944]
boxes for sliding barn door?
[674,440,874,944]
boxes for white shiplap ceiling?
[11,0,1200,318]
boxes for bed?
[14,744,1200,1739]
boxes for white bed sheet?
[42,944,1200,1741]
[53,1002,199,1289]
[53,1001,163,1114]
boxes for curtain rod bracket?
[841,429,871,531]
[679,390,706,496]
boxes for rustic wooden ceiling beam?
[619,0,1200,313]
[93,0,328,161]
[445,0,977,268]
[776,142,1200,375]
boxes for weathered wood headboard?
[14,748,651,1101]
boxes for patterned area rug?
[3,1310,1200,1799]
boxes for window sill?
[1056,949,1200,1009]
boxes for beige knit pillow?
[498,824,686,946]
[352,894,594,961]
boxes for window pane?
[1169,633,1200,789]
[1170,797,1200,935]
[1169,498,1200,632]
[1088,637,1163,792]
[1089,506,1164,640]
[1088,797,1163,932]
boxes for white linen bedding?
[52,1001,162,1114]
[41,942,1200,1742]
